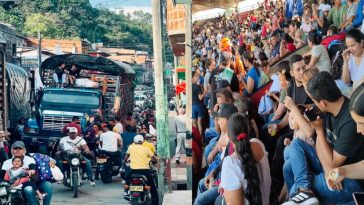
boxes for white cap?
[68,127,78,133]
[134,135,144,144]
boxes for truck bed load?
[40,54,135,120]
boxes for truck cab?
[22,54,135,154]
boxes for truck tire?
[72,174,78,198]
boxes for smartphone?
[353,192,364,205]
[304,106,322,122]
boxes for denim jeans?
[283,138,362,204]
[204,128,218,143]
[23,181,53,205]
[52,73,66,84]
[203,137,219,165]
[194,178,219,205]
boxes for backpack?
[258,94,274,116]
[31,153,53,181]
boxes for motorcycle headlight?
[71,158,80,166]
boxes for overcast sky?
[90,0,152,13]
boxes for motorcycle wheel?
[130,197,140,205]
[73,174,78,198]
[100,170,111,184]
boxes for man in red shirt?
[62,116,81,135]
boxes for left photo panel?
[0,0,192,204]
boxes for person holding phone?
[326,83,364,190]
[342,29,364,92]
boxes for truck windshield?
[41,90,100,109]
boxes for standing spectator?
[329,0,348,29]
[342,29,364,91]
[192,71,205,137]
[113,117,124,134]
[269,30,282,65]
[124,113,137,129]
[285,0,303,20]
[174,108,187,164]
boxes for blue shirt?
[286,0,303,19]
[352,0,364,28]
[244,68,260,96]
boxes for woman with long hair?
[218,113,271,205]
[241,51,260,96]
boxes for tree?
[24,13,62,38]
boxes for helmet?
[134,135,144,144]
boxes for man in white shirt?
[58,127,95,186]
[99,124,123,152]
[2,141,54,205]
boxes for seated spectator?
[331,47,353,97]
[328,0,347,29]
[216,113,271,205]
[267,61,292,123]
[66,64,80,86]
[241,51,261,96]
[283,72,364,204]
[53,63,67,86]
[306,30,331,72]
[280,33,297,58]
[300,5,313,33]
[234,97,260,138]
[326,83,364,189]
[342,29,364,91]
[194,104,238,205]
[340,0,358,31]
[268,30,281,65]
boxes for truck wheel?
[73,174,78,198]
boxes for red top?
[261,24,268,38]
[4,169,30,187]
[62,122,82,135]
[286,43,297,52]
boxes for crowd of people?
[192,0,364,204]
[0,108,159,205]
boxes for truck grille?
[43,116,73,131]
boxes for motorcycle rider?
[124,135,159,205]
[95,123,123,180]
[57,127,95,186]
[1,141,53,205]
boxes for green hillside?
[0,0,153,53]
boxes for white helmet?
[134,135,144,144]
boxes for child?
[284,104,315,150]
[4,156,45,200]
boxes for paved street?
[52,177,129,205]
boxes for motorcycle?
[0,180,40,205]
[61,150,84,198]
[96,151,122,183]
[129,174,152,205]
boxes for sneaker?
[89,180,96,187]
[282,191,319,205]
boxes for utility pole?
[152,0,171,204]
[38,31,42,69]
[184,1,193,191]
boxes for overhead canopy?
[192,0,239,13]
[41,54,135,76]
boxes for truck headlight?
[71,158,80,166]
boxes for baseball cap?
[134,135,144,144]
[11,141,25,149]
[68,127,78,133]
[212,103,238,118]
[219,51,232,63]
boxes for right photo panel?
[192,0,364,205]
